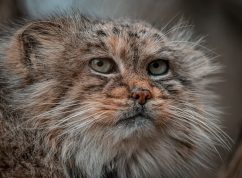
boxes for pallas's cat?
[0,12,228,178]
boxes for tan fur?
[0,12,229,178]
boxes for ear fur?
[5,21,64,80]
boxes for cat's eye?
[147,59,169,76]
[89,58,115,74]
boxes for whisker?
[168,40,218,55]
[167,105,231,150]
[161,25,194,38]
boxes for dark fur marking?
[177,77,192,87]
[96,30,107,37]
[84,84,105,92]
[86,41,106,50]
[112,27,120,35]
[164,84,180,95]
[64,159,87,178]
[132,46,139,69]
[128,31,139,38]
[139,29,147,34]
[121,24,130,28]
[152,33,161,39]
[100,156,118,178]
[21,34,39,67]
[101,166,117,178]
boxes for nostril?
[132,93,140,99]
[144,91,152,99]
[131,88,152,105]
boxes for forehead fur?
[3,12,217,89]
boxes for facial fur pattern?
[0,12,230,178]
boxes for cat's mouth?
[116,113,153,127]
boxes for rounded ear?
[20,21,62,66]
[5,21,63,79]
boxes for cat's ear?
[5,21,64,77]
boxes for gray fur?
[0,12,230,178]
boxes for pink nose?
[131,88,152,105]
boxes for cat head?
[4,13,227,177]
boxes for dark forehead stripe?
[128,31,139,38]
[120,24,130,28]
[139,29,147,34]
[85,40,107,51]
[112,27,120,35]
[96,30,108,37]
[132,46,139,68]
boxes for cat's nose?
[131,88,152,105]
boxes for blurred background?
[0,0,241,177]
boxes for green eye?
[148,59,169,76]
[89,58,115,74]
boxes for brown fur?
[0,12,229,178]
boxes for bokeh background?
[0,0,241,177]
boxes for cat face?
[5,15,225,177]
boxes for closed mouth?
[116,113,152,126]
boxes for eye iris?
[89,58,115,74]
[148,59,169,76]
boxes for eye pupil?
[97,60,104,67]
[152,63,159,68]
